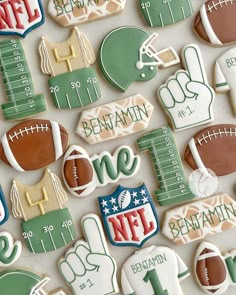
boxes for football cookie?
[158,44,215,131]
[121,245,190,295]
[99,27,179,91]
[0,119,69,172]
[139,0,193,27]
[39,27,101,109]
[59,214,119,295]
[194,0,236,46]
[0,39,46,121]
[137,126,196,206]
[0,269,66,295]
[76,94,154,144]
[48,0,127,27]
[10,169,75,253]
[0,232,22,267]
[98,184,159,247]
[0,0,45,38]
[62,145,140,197]
[162,193,236,245]
[214,47,236,116]
[184,124,236,176]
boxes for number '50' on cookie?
[158,44,215,131]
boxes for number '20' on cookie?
[98,184,159,247]
[99,26,180,91]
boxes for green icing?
[143,269,168,294]
[99,27,157,92]
[137,126,195,206]
[0,39,46,120]
[48,68,101,109]
[139,0,193,27]
[0,235,19,265]
[225,256,236,283]
[21,208,75,253]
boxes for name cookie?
[0,0,44,38]
[39,27,101,109]
[158,44,215,131]
[10,169,75,253]
[184,124,236,176]
[121,245,190,295]
[59,214,118,295]
[48,0,127,27]
[98,184,159,247]
[0,187,9,226]
[99,27,179,91]
[0,119,69,172]
[139,0,193,27]
[0,39,46,121]
[195,241,236,294]
[215,47,236,116]
[63,145,140,197]
[76,94,154,144]
[137,126,195,206]
[0,269,66,295]
[194,0,236,46]
[0,232,22,267]
[162,193,236,245]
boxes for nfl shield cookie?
[98,184,159,247]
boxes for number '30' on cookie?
[121,245,190,295]
[158,44,215,131]
[99,26,179,92]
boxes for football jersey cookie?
[121,245,190,295]
[99,27,179,91]
[48,0,127,27]
[184,124,236,176]
[194,0,236,46]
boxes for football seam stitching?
[8,124,50,142]
[207,0,236,12]
[196,128,236,145]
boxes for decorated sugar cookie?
[59,214,119,295]
[63,145,140,197]
[99,27,180,91]
[195,241,236,294]
[98,184,159,247]
[0,119,69,172]
[184,124,236,176]
[194,0,236,46]
[0,269,66,295]
[0,0,44,38]
[139,0,193,27]
[76,94,154,144]
[39,27,101,109]
[0,232,22,267]
[215,47,236,116]
[121,245,190,295]
[162,193,236,245]
[137,126,195,206]
[158,44,215,131]
[10,169,75,253]
[0,187,9,226]
[0,39,46,121]
[48,0,127,27]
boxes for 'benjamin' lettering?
[131,254,167,274]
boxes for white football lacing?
[8,124,50,142]
[196,127,236,146]
[207,0,236,12]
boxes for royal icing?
[0,39,46,121]
[76,94,154,144]
[0,232,22,267]
[162,193,236,245]
[137,126,196,206]
[98,184,159,247]
[99,27,179,91]
[0,0,44,37]
[48,0,127,27]
[215,47,236,116]
[39,27,101,109]
[139,0,193,27]
[0,187,9,226]
[59,214,119,295]
[158,44,215,131]
[121,245,190,295]
[62,145,141,198]
[10,169,75,253]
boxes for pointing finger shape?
[82,214,108,255]
[159,86,175,108]
[182,44,208,84]
[167,78,185,103]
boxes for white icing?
[51,121,63,160]
[0,232,22,267]
[188,138,208,171]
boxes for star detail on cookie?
[103,208,110,215]
[141,196,149,204]
[132,191,138,198]
[133,199,140,206]
[109,197,116,205]
[140,189,146,196]
[101,200,107,207]
[112,205,118,212]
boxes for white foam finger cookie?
[167,79,185,103]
